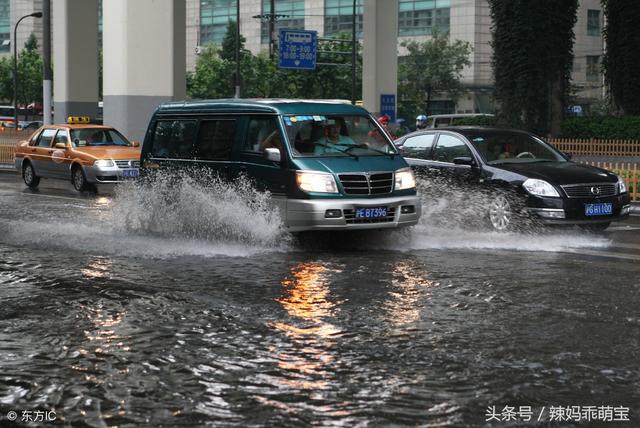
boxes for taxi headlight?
[395,168,416,191]
[94,159,115,168]
[296,171,338,194]
[617,176,627,194]
[523,178,560,197]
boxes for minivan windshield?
[70,128,132,147]
[465,131,566,165]
[284,114,397,157]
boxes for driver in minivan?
[313,119,356,155]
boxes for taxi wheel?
[72,166,89,192]
[22,162,40,189]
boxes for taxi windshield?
[70,128,131,147]
[283,114,397,157]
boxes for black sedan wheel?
[488,194,514,231]
[22,162,40,189]
[72,167,89,192]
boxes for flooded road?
[0,172,639,426]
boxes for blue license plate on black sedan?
[355,207,387,219]
[122,169,139,178]
[585,202,612,216]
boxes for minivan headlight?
[617,176,627,194]
[395,168,416,190]
[94,159,114,168]
[522,178,560,197]
[296,171,338,193]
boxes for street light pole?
[13,11,43,127]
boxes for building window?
[586,55,600,83]
[260,0,305,45]
[201,0,237,45]
[324,0,363,38]
[399,0,450,36]
[587,9,600,36]
[0,0,9,53]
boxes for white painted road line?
[565,249,640,261]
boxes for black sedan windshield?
[465,131,566,164]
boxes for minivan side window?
[402,134,435,159]
[150,120,197,158]
[37,129,56,147]
[432,134,472,163]
[244,117,281,153]
[195,119,236,160]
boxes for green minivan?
[140,99,421,231]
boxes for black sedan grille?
[338,172,393,195]
[561,183,617,198]
[343,207,396,224]
[115,160,140,169]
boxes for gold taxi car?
[14,117,140,191]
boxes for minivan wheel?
[22,162,40,189]
[72,166,89,192]
[488,194,514,231]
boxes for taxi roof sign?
[67,116,90,124]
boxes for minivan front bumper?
[286,195,422,232]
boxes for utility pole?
[234,1,240,98]
[269,0,275,59]
[351,0,357,105]
[43,0,52,124]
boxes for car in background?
[424,113,494,128]
[395,127,630,231]
[14,117,141,192]
[18,120,42,131]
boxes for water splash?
[112,170,288,247]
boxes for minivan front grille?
[561,183,617,198]
[338,172,393,195]
[343,207,396,224]
[115,160,140,169]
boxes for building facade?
[1,0,605,115]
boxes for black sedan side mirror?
[453,156,476,166]
[563,151,573,160]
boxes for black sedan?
[396,127,631,231]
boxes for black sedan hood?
[494,161,618,185]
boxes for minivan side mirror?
[453,156,475,166]
[55,142,67,149]
[132,141,141,148]
[264,147,281,163]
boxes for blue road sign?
[278,29,317,70]
[380,94,396,122]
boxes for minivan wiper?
[314,141,359,159]
[344,143,395,158]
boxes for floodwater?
[0,174,638,426]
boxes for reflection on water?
[385,261,435,327]
[270,262,344,391]
[81,256,113,280]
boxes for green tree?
[397,30,471,121]
[187,25,362,101]
[0,57,13,102]
[602,0,640,115]
[489,0,578,135]
[17,33,44,106]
